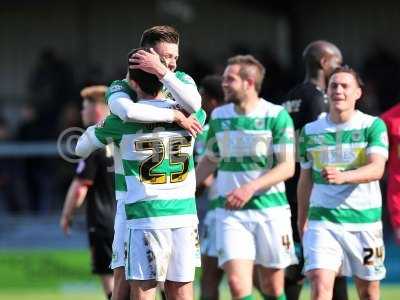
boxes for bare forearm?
[343,161,385,184]
[297,171,312,235]
[196,156,218,187]
[61,182,87,219]
[297,187,311,230]
[248,159,295,193]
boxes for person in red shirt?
[381,103,400,243]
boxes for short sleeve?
[272,108,295,153]
[105,80,137,104]
[205,118,220,159]
[299,127,312,169]
[175,71,197,87]
[94,115,124,146]
[366,117,389,159]
[193,109,207,126]
[75,154,97,183]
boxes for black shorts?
[88,231,114,275]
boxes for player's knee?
[165,281,192,299]
[259,279,282,297]
[357,286,379,300]
[227,274,246,297]
[308,272,332,299]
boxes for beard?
[224,88,246,104]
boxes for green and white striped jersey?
[104,71,198,203]
[194,123,219,211]
[194,123,209,162]
[206,99,295,221]
[113,145,127,201]
[90,99,206,229]
[105,71,196,104]
[299,110,388,230]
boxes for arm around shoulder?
[75,126,104,158]
[161,71,201,113]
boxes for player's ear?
[243,78,252,90]
[130,79,139,91]
[355,86,362,101]
[320,56,327,69]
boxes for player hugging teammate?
[74,26,388,300]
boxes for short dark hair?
[80,85,107,104]
[227,55,265,93]
[127,48,163,96]
[329,65,364,88]
[140,25,179,47]
[303,40,342,74]
[200,75,224,104]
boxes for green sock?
[239,295,255,300]
[263,293,286,300]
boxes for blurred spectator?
[28,48,75,129]
[258,47,289,101]
[0,117,24,213]
[55,101,84,211]
[362,44,400,113]
[16,104,57,213]
[57,101,82,133]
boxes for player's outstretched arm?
[297,168,312,238]
[75,126,105,158]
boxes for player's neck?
[305,70,326,90]
[234,93,260,115]
[136,90,163,100]
[329,109,356,124]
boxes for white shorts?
[216,214,298,268]
[201,210,218,257]
[111,200,127,270]
[125,226,201,282]
[303,225,386,281]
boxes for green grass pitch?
[1,250,398,299]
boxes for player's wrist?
[156,64,168,80]
[61,211,72,220]
[173,110,184,123]
[341,170,350,184]
[246,181,258,194]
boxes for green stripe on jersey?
[308,206,381,223]
[95,110,207,146]
[210,110,293,134]
[210,117,274,132]
[115,173,127,191]
[304,128,369,148]
[125,198,196,219]
[210,192,288,210]
[105,79,136,104]
[219,156,270,171]
[123,157,194,177]
[175,71,196,85]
